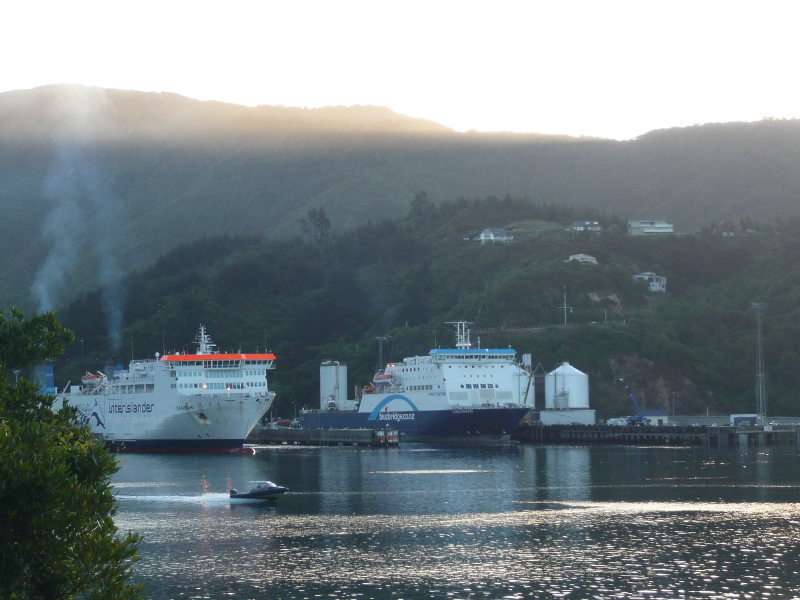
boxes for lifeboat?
[372,372,395,382]
[363,385,377,394]
[81,372,104,387]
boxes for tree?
[0,309,142,600]
[408,191,436,222]
[298,207,332,245]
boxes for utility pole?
[751,302,767,423]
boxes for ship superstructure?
[300,322,532,441]
[58,326,275,451]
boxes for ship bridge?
[429,348,517,362]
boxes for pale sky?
[3,0,799,140]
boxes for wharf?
[248,427,400,447]
[512,423,800,446]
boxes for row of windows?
[439,355,509,360]
[407,385,434,391]
[176,370,266,379]
[179,382,267,389]
[111,384,155,394]
[170,360,271,368]
[460,384,499,389]
[447,365,504,369]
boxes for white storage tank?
[545,362,589,409]
[320,361,347,410]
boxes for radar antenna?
[446,321,473,349]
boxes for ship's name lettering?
[452,408,473,414]
[377,412,415,421]
[176,403,195,411]
[109,403,154,414]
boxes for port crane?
[625,394,648,425]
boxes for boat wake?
[115,493,270,504]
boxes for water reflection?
[112,444,800,599]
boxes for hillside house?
[713,222,744,237]
[568,253,598,264]
[633,272,667,293]
[628,219,673,236]
[477,228,514,243]
[568,221,602,233]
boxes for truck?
[606,394,648,426]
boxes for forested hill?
[4,84,800,312]
[53,197,800,420]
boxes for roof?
[161,353,276,362]
[430,348,516,356]
[548,362,587,376]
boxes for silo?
[545,362,589,409]
[320,361,347,410]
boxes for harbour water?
[113,443,800,599]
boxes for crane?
[626,393,648,425]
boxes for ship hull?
[62,393,273,453]
[299,406,529,441]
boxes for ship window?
[146,384,154,393]
[480,384,486,389]
[135,385,144,393]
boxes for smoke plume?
[31,86,127,352]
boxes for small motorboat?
[229,480,288,500]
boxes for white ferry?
[299,322,533,441]
[58,326,275,452]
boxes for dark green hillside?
[5,85,800,313]
[52,196,799,420]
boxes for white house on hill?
[633,272,667,293]
[628,220,674,236]
[568,253,598,264]
[568,221,602,233]
[477,228,514,243]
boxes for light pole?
[562,287,572,326]
[751,302,767,423]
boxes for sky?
[3,0,799,140]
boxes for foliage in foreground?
[0,309,142,600]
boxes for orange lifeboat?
[81,372,103,387]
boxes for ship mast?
[195,325,217,355]
[446,321,473,349]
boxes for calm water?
[113,443,800,599]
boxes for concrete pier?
[512,423,800,446]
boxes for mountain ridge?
[3,85,800,311]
